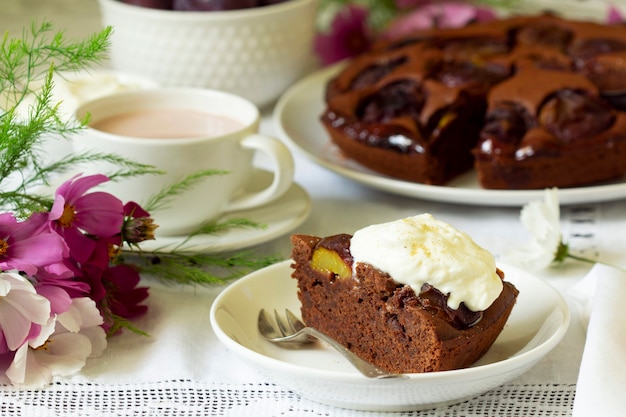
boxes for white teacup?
[73,88,294,236]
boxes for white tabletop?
[2,1,625,415]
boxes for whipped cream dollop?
[350,213,503,311]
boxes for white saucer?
[136,170,311,253]
[210,260,570,411]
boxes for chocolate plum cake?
[290,215,519,373]
[321,14,626,189]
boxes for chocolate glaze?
[321,13,626,189]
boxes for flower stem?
[566,253,626,273]
[566,253,596,265]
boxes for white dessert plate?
[210,260,570,412]
[274,64,626,206]
[136,170,311,253]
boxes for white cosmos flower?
[57,297,107,357]
[504,188,564,270]
[0,272,51,353]
[5,297,106,388]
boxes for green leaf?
[106,314,150,338]
[121,250,281,286]
[0,22,166,216]
[141,169,230,213]
[188,218,267,238]
[553,241,570,264]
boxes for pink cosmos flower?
[5,297,106,388]
[34,261,90,299]
[314,4,373,66]
[50,174,124,264]
[0,212,68,276]
[384,2,496,40]
[0,272,51,354]
[607,6,624,24]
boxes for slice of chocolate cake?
[320,14,626,189]
[290,214,518,374]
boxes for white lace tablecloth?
[3,1,626,415]
[2,151,620,416]
[2,381,576,416]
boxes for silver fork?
[257,308,404,379]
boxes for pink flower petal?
[384,1,495,40]
[55,174,110,204]
[439,3,479,28]
[314,5,372,65]
[607,6,624,24]
[73,192,124,237]
[3,233,67,276]
[36,285,72,315]
[58,226,97,265]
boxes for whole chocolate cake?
[321,14,626,189]
[290,214,519,373]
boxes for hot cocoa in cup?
[73,88,294,236]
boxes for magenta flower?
[76,238,117,304]
[314,5,373,66]
[384,2,496,40]
[50,174,124,263]
[72,241,148,332]
[101,264,149,333]
[0,212,68,276]
[35,261,90,299]
[607,6,624,24]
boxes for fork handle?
[301,327,394,379]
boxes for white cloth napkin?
[570,263,626,417]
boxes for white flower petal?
[504,241,556,270]
[507,188,563,270]
[5,343,29,384]
[0,273,51,350]
[29,317,57,349]
[81,326,107,358]
[56,304,82,333]
[57,297,103,333]
[0,279,11,296]
[0,303,35,351]
[4,290,52,324]
[42,332,91,377]
[544,187,560,219]
[72,298,104,328]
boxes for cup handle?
[224,134,295,212]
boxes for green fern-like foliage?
[0,22,160,216]
[0,22,282,290]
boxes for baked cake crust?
[321,14,626,189]
[291,234,519,374]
